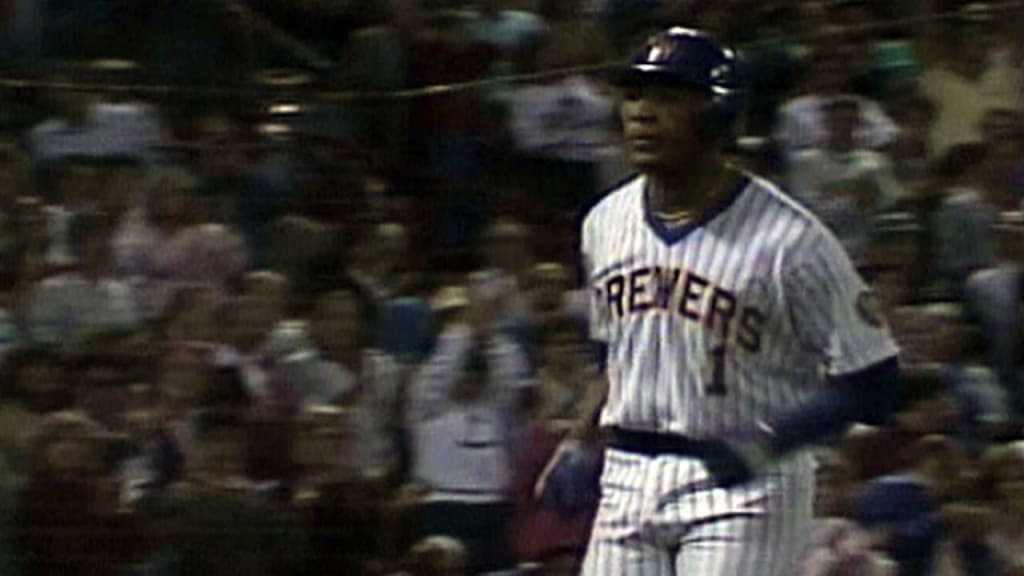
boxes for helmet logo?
[646,38,677,63]
[711,64,730,81]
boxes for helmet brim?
[612,65,712,94]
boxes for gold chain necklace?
[653,164,733,223]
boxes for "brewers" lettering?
[602,267,763,352]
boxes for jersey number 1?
[706,344,728,396]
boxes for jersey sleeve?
[581,217,609,343]
[783,230,899,376]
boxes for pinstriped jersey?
[581,172,899,437]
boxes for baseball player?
[536,27,903,575]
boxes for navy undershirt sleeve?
[767,355,901,455]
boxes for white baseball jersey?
[579,172,899,576]
[581,172,898,437]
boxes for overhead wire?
[0,1,1019,102]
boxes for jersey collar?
[642,172,750,245]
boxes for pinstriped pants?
[581,448,814,576]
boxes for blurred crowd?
[1,0,1024,575]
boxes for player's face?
[620,84,704,172]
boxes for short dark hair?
[825,95,861,115]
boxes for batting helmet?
[617,27,745,141]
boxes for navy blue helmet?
[617,27,746,140]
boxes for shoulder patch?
[856,290,886,328]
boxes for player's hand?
[533,438,602,513]
[533,438,580,501]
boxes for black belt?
[605,426,717,459]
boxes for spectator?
[42,156,99,268]
[27,64,164,169]
[984,442,1024,572]
[502,36,625,193]
[112,166,248,318]
[977,108,1024,211]
[168,415,309,576]
[867,40,921,104]
[292,406,351,501]
[773,25,899,164]
[93,155,146,228]
[536,0,611,69]
[929,143,998,297]
[787,95,906,264]
[963,242,1024,429]
[852,434,953,576]
[933,498,1000,576]
[347,221,414,305]
[377,292,434,366]
[0,141,29,270]
[14,411,128,576]
[259,319,323,417]
[127,344,230,506]
[307,289,403,480]
[265,213,338,304]
[930,443,1003,576]
[197,114,300,265]
[120,349,244,505]
[192,115,244,218]
[815,449,858,519]
[344,0,422,164]
[799,451,897,576]
[476,219,533,326]
[212,271,289,408]
[531,316,596,427]
[7,195,50,291]
[526,262,578,328]
[509,317,599,569]
[26,213,141,348]
[343,219,436,362]
[0,346,69,478]
[406,278,534,574]
[464,0,545,67]
[408,7,498,186]
[158,284,220,347]
[919,2,1023,158]
[863,214,924,307]
[491,10,626,212]
[886,90,937,196]
[945,321,1012,451]
[177,414,250,493]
